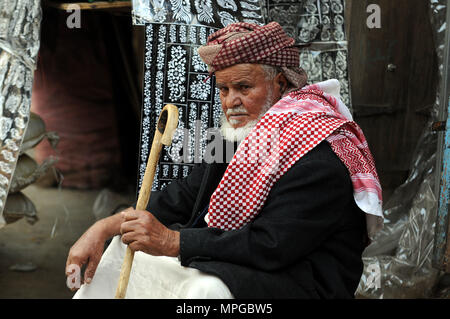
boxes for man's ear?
[274,72,288,96]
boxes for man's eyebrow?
[216,79,252,89]
[231,80,252,86]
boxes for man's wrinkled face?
[215,64,280,128]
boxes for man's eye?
[219,87,228,94]
[240,85,250,90]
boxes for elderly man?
[67,22,383,299]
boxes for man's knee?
[184,275,233,299]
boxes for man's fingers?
[65,250,75,273]
[121,231,137,245]
[120,220,140,235]
[65,254,83,276]
[128,241,142,253]
[121,209,140,221]
[84,256,101,284]
[65,258,73,275]
[65,261,81,277]
[65,259,83,291]
[121,209,153,222]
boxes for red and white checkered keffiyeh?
[197,21,308,89]
[206,80,384,238]
[198,21,299,69]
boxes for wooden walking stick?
[115,104,179,299]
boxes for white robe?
[73,236,234,299]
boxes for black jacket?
[147,141,367,299]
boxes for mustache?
[225,88,275,117]
[226,106,248,115]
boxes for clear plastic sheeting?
[0,0,41,228]
[356,0,447,298]
[357,149,439,298]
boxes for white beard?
[220,90,274,143]
[220,115,258,143]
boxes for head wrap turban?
[197,22,308,89]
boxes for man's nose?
[224,90,242,109]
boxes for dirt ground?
[0,184,134,299]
